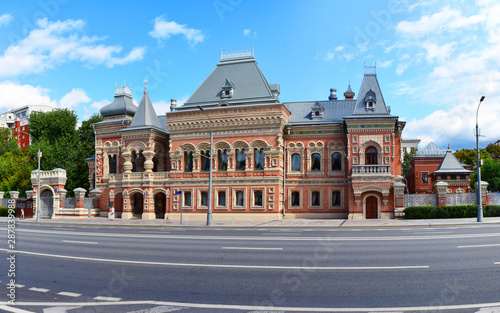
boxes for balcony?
[352,165,391,174]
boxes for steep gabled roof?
[181,56,279,109]
[121,85,167,134]
[434,149,473,174]
[349,66,391,117]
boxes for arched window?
[254,148,264,170]
[236,149,246,170]
[311,191,321,206]
[109,155,117,174]
[236,191,244,206]
[291,191,300,206]
[365,147,377,165]
[291,153,300,171]
[218,150,227,171]
[331,153,341,171]
[201,150,210,171]
[131,151,137,172]
[184,151,193,172]
[311,153,321,171]
[218,191,226,206]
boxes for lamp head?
[480,96,485,102]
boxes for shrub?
[404,205,500,219]
[0,207,9,217]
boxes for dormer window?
[364,89,377,111]
[221,79,235,99]
[310,103,325,120]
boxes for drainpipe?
[283,125,291,217]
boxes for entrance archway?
[154,193,166,219]
[365,196,378,219]
[40,189,54,219]
[131,193,144,217]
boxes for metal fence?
[404,194,437,208]
[62,198,76,209]
[405,192,500,208]
[84,198,94,209]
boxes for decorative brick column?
[393,182,405,218]
[435,181,448,206]
[121,189,133,219]
[474,181,489,205]
[59,188,67,209]
[142,188,155,219]
[74,188,87,210]
[0,191,4,201]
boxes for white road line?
[10,299,500,312]
[14,284,25,288]
[62,240,98,245]
[94,296,121,301]
[15,228,500,241]
[57,291,82,297]
[458,243,500,248]
[413,232,454,235]
[494,262,500,265]
[0,305,35,313]
[222,247,283,251]
[0,248,428,271]
[29,287,49,292]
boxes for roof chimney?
[329,88,337,100]
[170,99,177,111]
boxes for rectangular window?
[236,191,244,207]
[236,149,246,170]
[254,190,263,206]
[184,151,193,172]
[254,149,264,170]
[201,150,210,171]
[311,191,320,207]
[291,153,300,171]
[385,135,390,143]
[201,192,208,206]
[184,192,192,207]
[291,191,300,206]
[422,173,429,184]
[352,135,357,143]
[332,191,341,206]
[218,150,227,171]
[331,153,341,171]
[311,153,321,171]
[218,191,226,206]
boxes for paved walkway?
[6,216,500,227]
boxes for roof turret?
[100,84,137,118]
[127,81,164,131]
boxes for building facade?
[89,51,406,220]
[0,105,56,148]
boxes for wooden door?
[365,196,378,219]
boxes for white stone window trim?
[214,187,229,210]
[232,188,247,210]
[197,188,209,210]
[306,143,324,177]
[250,187,266,210]
[308,188,323,210]
[329,187,344,209]
[288,188,303,210]
[287,144,305,175]
[327,145,346,177]
[181,188,194,210]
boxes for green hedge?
[0,207,9,217]
[404,205,500,219]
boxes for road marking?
[57,291,82,297]
[10,300,500,312]
[15,228,500,241]
[43,306,82,312]
[222,247,283,251]
[126,306,184,313]
[0,305,35,313]
[413,232,454,235]
[0,248,428,271]
[495,262,500,265]
[94,296,121,301]
[458,243,500,248]
[62,240,98,245]
[29,287,50,292]
[15,284,25,288]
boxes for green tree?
[0,128,20,156]
[28,108,78,143]
[402,147,417,177]
[454,148,489,166]
[486,142,500,160]
[471,158,500,191]
[0,152,35,196]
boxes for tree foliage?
[486,142,500,160]
[402,148,417,177]
[454,148,489,166]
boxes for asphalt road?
[1,221,500,313]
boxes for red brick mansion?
[88,50,406,220]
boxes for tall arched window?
[291,153,300,171]
[236,149,246,170]
[184,151,193,172]
[365,147,377,165]
[131,151,137,172]
[311,153,321,171]
[331,153,341,171]
[201,150,210,171]
[218,150,228,171]
[109,155,117,174]
[254,148,264,170]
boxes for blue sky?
[0,0,498,150]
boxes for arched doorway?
[154,193,166,219]
[131,193,144,217]
[365,196,378,219]
[40,189,54,219]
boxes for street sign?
[174,191,182,195]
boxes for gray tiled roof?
[121,87,167,134]
[285,100,356,125]
[100,88,137,117]
[157,115,167,130]
[415,142,446,157]
[181,57,279,109]
[351,72,390,116]
[434,150,473,174]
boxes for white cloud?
[0,18,145,78]
[149,16,204,46]
[377,60,393,68]
[0,13,13,27]
[0,81,56,111]
[59,88,91,109]
[91,99,109,111]
[243,29,251,36]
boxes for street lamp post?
[476,96,486,222]
[21,131,41,222]
[197,106,213,226]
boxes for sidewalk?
[6,216,500,228]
